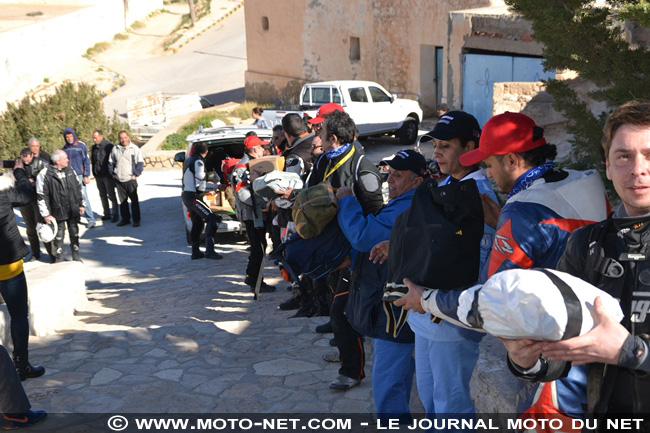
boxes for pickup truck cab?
[174,125,274,242]
[262,80,423,145]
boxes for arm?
[132,147,145,178]
[354,165,383,216]
[83,144,91,179]
[108,148,116,177]
[36,169,51,220]
[233,166,254,206]
[9,167,36,207]
[337,194,395,252]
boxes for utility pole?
[188,0,196,26]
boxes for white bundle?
[422,268,624,341]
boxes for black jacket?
[25,157,49,181]
[283,132,315,179]
[308,144,383,216]
[91,138,114,177]
[36,165,83,221]
[514,211,650,427]
[0,169,34,265]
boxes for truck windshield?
[369,86,391,102]
[302,87,341,105]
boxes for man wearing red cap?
[233,136,276,293]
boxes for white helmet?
[37,219,57,243]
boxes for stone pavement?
[14,167,424,428]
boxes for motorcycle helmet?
[37,219,57,243]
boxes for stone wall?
[492,82,565,126]
[0,0,162,112]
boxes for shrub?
[0,82,130,159]
[161,112,230,150]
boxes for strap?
[323,146,355,181]
[538,269,582,340]
[355,154,364,183]
[383,300,410,338]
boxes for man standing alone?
[109,131,144,227]
[62,128,95,228]
[91,130,119,223]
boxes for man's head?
[320,110,356,153]
[429,111,481,180]
[460,112,556,194]
[19,148,33,165]
[244,135,268,159]
[281,113,308,144]
[92,129,104,145]
[385,149,427,199]
[272,125,284,144]
[63,128,77,145]
[118,130,130,147]
[194,142,208,157]
[28,138,41,156]
[603,101,650,216]
[51,149,69,169]
[308,103,344,126]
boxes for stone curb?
[98,62,127,98]
[171,1,243,54]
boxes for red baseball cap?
[308,103,345,125]
[244,136,270,149]
[459,112,546,167]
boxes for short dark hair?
[324,111,356,145]
[245,131,258,137]
[602,100,650,159]
[20,147,31,158]
[272,124,283,133]
[252,107,264,116]
[282,113,307,137]
[93,129,103,136]
[194,142,207,155]
[518,128,557,166]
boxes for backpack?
[384,178,484,335]
[271,218,351,281]
[292,182,339,239]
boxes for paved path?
[17,167,423,428]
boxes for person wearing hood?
[62,128,95,228]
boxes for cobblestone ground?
[17,168,423,431]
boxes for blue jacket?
[337,189,415,253]
[62,128,91,177]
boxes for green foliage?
[130,20,145,30]
[0,82,130,159]
[161,112,230,150]
[113,33,129,41]
[504,0,650,170]
[228,101,273,121]
[84,41,111,58]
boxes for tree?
[504,0,650,170]
[0,81,129,159]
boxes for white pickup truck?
[262,80,423,145]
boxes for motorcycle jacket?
[182,154,207,193]
[554,208,650,421]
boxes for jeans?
[372,338,415,424]
[77,175,95,224]
[115,179,140,223]
[0,272,29,356]
[95,175,118,218]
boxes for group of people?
[12,129,144,264]
[208,100,649,429]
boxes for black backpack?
[384,178,485,335]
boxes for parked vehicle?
[261,80,423,145]
[174,125,274,243]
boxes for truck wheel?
[398,118,418,145]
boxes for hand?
[131,175,136,180]
[13,158,24,170]
[44,215,54,223]
[542,296,629,366]
[83,177,90,185]
[273,187,293,200]
[481,194,501,229]
[336,186,354,199]
[249,170,260,182]
[369,240,389,264]
[333,254,351,271]
[498,337,546,369]
[79,207,85,215]
[393,278,426,313]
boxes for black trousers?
[19,202,45,257]
[329,269,365,381]
[96,175,118,218]
[115,179,140,223]
[52,217,80,261]
[244,219,267,284]
[182,192,220,244]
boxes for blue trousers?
[0,272,29,356]
[77,175,95,224]
[414,334,479,415]
[0,344,30,414]
[372,339,415,424]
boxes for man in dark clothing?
[504,101,650,431]
[36,150,85,263]
[311,110,383,390]
[91,130,119,223]
[17,148,49,261]
[28,138,50,163]
[62,128,95,228]
[182,141,223,260]
[282,113,316,176]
